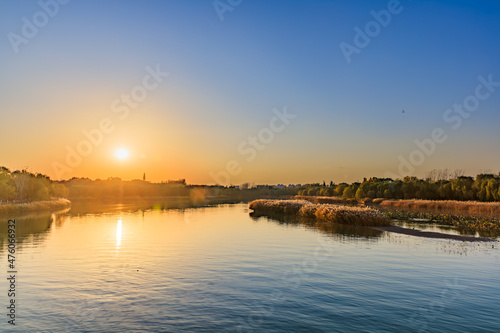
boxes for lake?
[1,202,499,332]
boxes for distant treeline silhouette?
[5,165,500,203]
[0,167,69,202]
[299,173,500,202]
[61,177,298,200]
[0,166,297,203]
[63,177,189,198]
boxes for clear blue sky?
[1,0,500,184]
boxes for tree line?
[0,166,298,203]
[298,173,500,202]
[0,167,69,202]
[63,177,298,200]
[5,165,499,203]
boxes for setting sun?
[115,148,129,160]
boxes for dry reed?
[249,199,390,226]
[0,198,71,214]
[293,195,347,204]
[378,199,500,213]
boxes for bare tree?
[425,169,438,182]
[12,171,30,201]
[437,168,450,181]
[452,169,465,179]
[426,168,463,181]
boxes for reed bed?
[249,199,311,215]
[294,195,366,205]
[0,198,71,214]
[293,195,349,204]
[380,208,500,235]
[372,198,386,204]
[249,199,390,226]
[378,199,500,213]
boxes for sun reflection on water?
[116,219,122,249]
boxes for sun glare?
[116,148,129,160]
[116,219,122,249]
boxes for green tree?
[0,180,15,201]
[51,183,69,198]
[343,183,359,198]
[355,188,367,200]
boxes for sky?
[1,0,500,185]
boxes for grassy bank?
[0,198,71,214]
[249,199,390,226]
[379,208,500,235]
[376,199,500,213]
[295,195,500,214]
[289,196,500,234]
[293,195,378,205]
[374,199,500,234]
[293,195,352,204]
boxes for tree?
[0,180,15,201]
[12,170,30,201]
[35,187,50,201]
[0,168,15,201]
[52,183,69,198]
[342,183,359,198]
[335,183,348,197]
[355,188,367,200]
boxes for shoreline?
[294,195,500,233]
[256,198,498,241]
[0,198,71,215]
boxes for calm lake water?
[1,203,499,332]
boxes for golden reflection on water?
[116,219,122,249]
